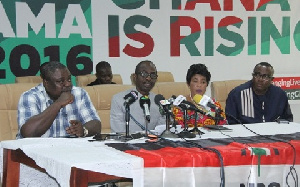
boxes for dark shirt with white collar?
[225,80,293,124]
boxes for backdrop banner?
[273,76,300,100]
[1,0,300,85]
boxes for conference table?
[1,122,300,187]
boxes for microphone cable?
[226,113,298,187]
[185,138,225,187]
[162,136,226,187]
[210,118,255,187]
[129,114,158,136]
[134,114,226,187]
[130,114,145,131]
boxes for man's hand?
[56,92,74,107]
[66,120,84,137]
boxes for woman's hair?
[186,63,211,85]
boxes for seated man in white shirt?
[110,60,166,133]
[17,61,101,138]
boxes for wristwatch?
[83,126,89,137]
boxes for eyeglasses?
[252,72,273,81]
[137,71,158,79]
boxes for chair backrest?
[154,82,189,99]
[211,80,247,109]
[130,71,174,85]
[0,83,37,141]
[15,76,42,83]
[76,74,123,87]
[0,82,190,140]
[83,84,134,133]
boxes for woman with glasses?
[225,62,293,124]
[173,63,227,130]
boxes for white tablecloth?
[0,138,143,187]
[1,122,300,187]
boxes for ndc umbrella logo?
[248,147,271,177]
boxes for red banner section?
[273,77,300,90]
[272,77,300,100]
[125,141,300,167]
[107,133,300,168]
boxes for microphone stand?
[178,108,196,138]
[145,119,149,136]
[123,104,132,141]
[183,109,188,130]
[160,104,178,138]
[189,112,204,135]
[214,108,223,125]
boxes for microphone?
[154,94,179,138]
[172,95,197,138]
[123,91,138,106]
[155,94,174,106]
[172,95,187,109]
[139,95,151,122]
[154,94,175,115]
[193,94,222,111]
[193,94,224,123]
[154,94,165,105]
[172,95,206,115]
[154,94,166,115]
[123,91,138,139]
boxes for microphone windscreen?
[193,94,203,104]
[124,90,138,100]
[140,95,151,108]
[173,95,186,106]
[154,94,165,105]
[123,90,138,106]
[130,91,138,100]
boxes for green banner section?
[0,0,92,84]
[285,89,300,100]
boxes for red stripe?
[273,77,300,89]
[257,0,274,9]
[109,36,120,57]
[125,141,300,167]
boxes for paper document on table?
[152,125,182,135]
[204,125,232,131]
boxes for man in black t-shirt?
[87,61,116,86]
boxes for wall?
[0,0,299,121]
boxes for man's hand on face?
[56,92,74,107]
[66,120,84,137]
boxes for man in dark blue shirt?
[225,62,293,124]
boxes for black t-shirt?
[87,79,116,86]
